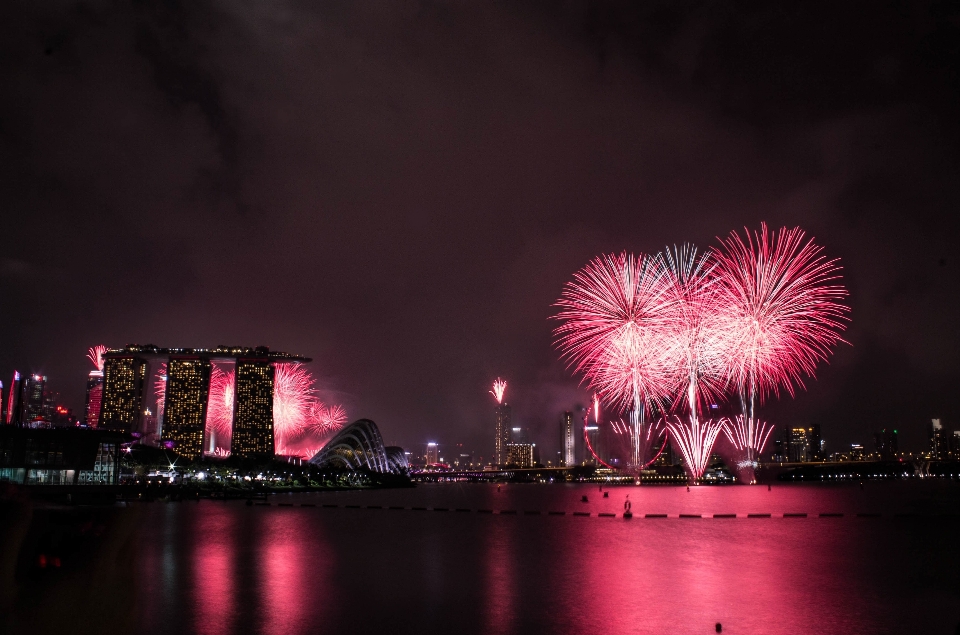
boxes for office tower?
[231,358,275,458]
[23,375,46,425]
[787,428,808,462]
[929,419,948,459]
[505,442,535,468]
[99,356,147,433]
[84,371,104,427]
[951,431,960,460]
[560,411,575,466]
[425,442,439,465]
[771,438,785,463]
[874,428,899,460]
[160,357,212,460]
[806,425,823,461]
[849,443,865,460]
[494,402,511,466]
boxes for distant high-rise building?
[23,375,46,426]
[494,402,511,466]
[84,371,104,428]
[875,428,899,460]
[161,357,211,460]
[951,431,960,460]
[849,443,865,460]
[560,411,575,467]
[6,372,22,425]
[806,424,823,461]
[425,442,439,465]
[929,419,948,460]
[506,443,535,468]
[231,358,275,458]
[787,428,808,462]
[99,356,147,433]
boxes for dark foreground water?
[8,482,960,635]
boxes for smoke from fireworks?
[490,378,507,404]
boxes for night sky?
[2,2,958,456]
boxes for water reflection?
[483,517,515,635]
[120,484,960,635]
[193,506,236,635]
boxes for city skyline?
[1,2,958,459]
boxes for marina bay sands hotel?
[98,345,309,460]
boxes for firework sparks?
[273,363,315,442]
[713,223,849,476]
[154,362,167,423]
[553,252,675,414]
[87,345,107,371]
[490,378,507,404]
[273,363,347,456]
[665,415,726,481]
[553,229,849,482]
[723,415,774,466]
[205,363,235,454]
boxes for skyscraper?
[84,370,104,428]
[23,375,46,426]
[929,419,948,459]
[787,427,808,462]
[806,424,823,461]
[161,357,212,460]
[506,442,535,468]
[425,442,439,465]
[875,428,899,460]
[6,372,21,425]
[99,356,147,433]
[231,358,275,458]
[560,411,575,466]
[494,402,511,466]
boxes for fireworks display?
[87,345,107,371]
[553,224,849,482]
[205,363,235,455]
[713,223,850,478]
[272,362,346,456]
[490,378,507,404]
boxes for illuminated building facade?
[161,357,212,460]
[100,346,307,459]
[560,411,575,466]
[231,358,275,458]
[23,374,46,426]
[929,419,948,459]
[494,402,511,466]
[505,442,535,468]
[6,372,22,425]
[875,428,899,460]
[425,442,439,464]
[99,356,147,433]
[84,371,104,427]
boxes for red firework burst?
[273,363,315,445]
[713,223,850,410]
[205,363,234,454]
[87,345,107,371]
[553,252,676,415]
[490,378,506,404]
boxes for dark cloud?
[1,0,958,455]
